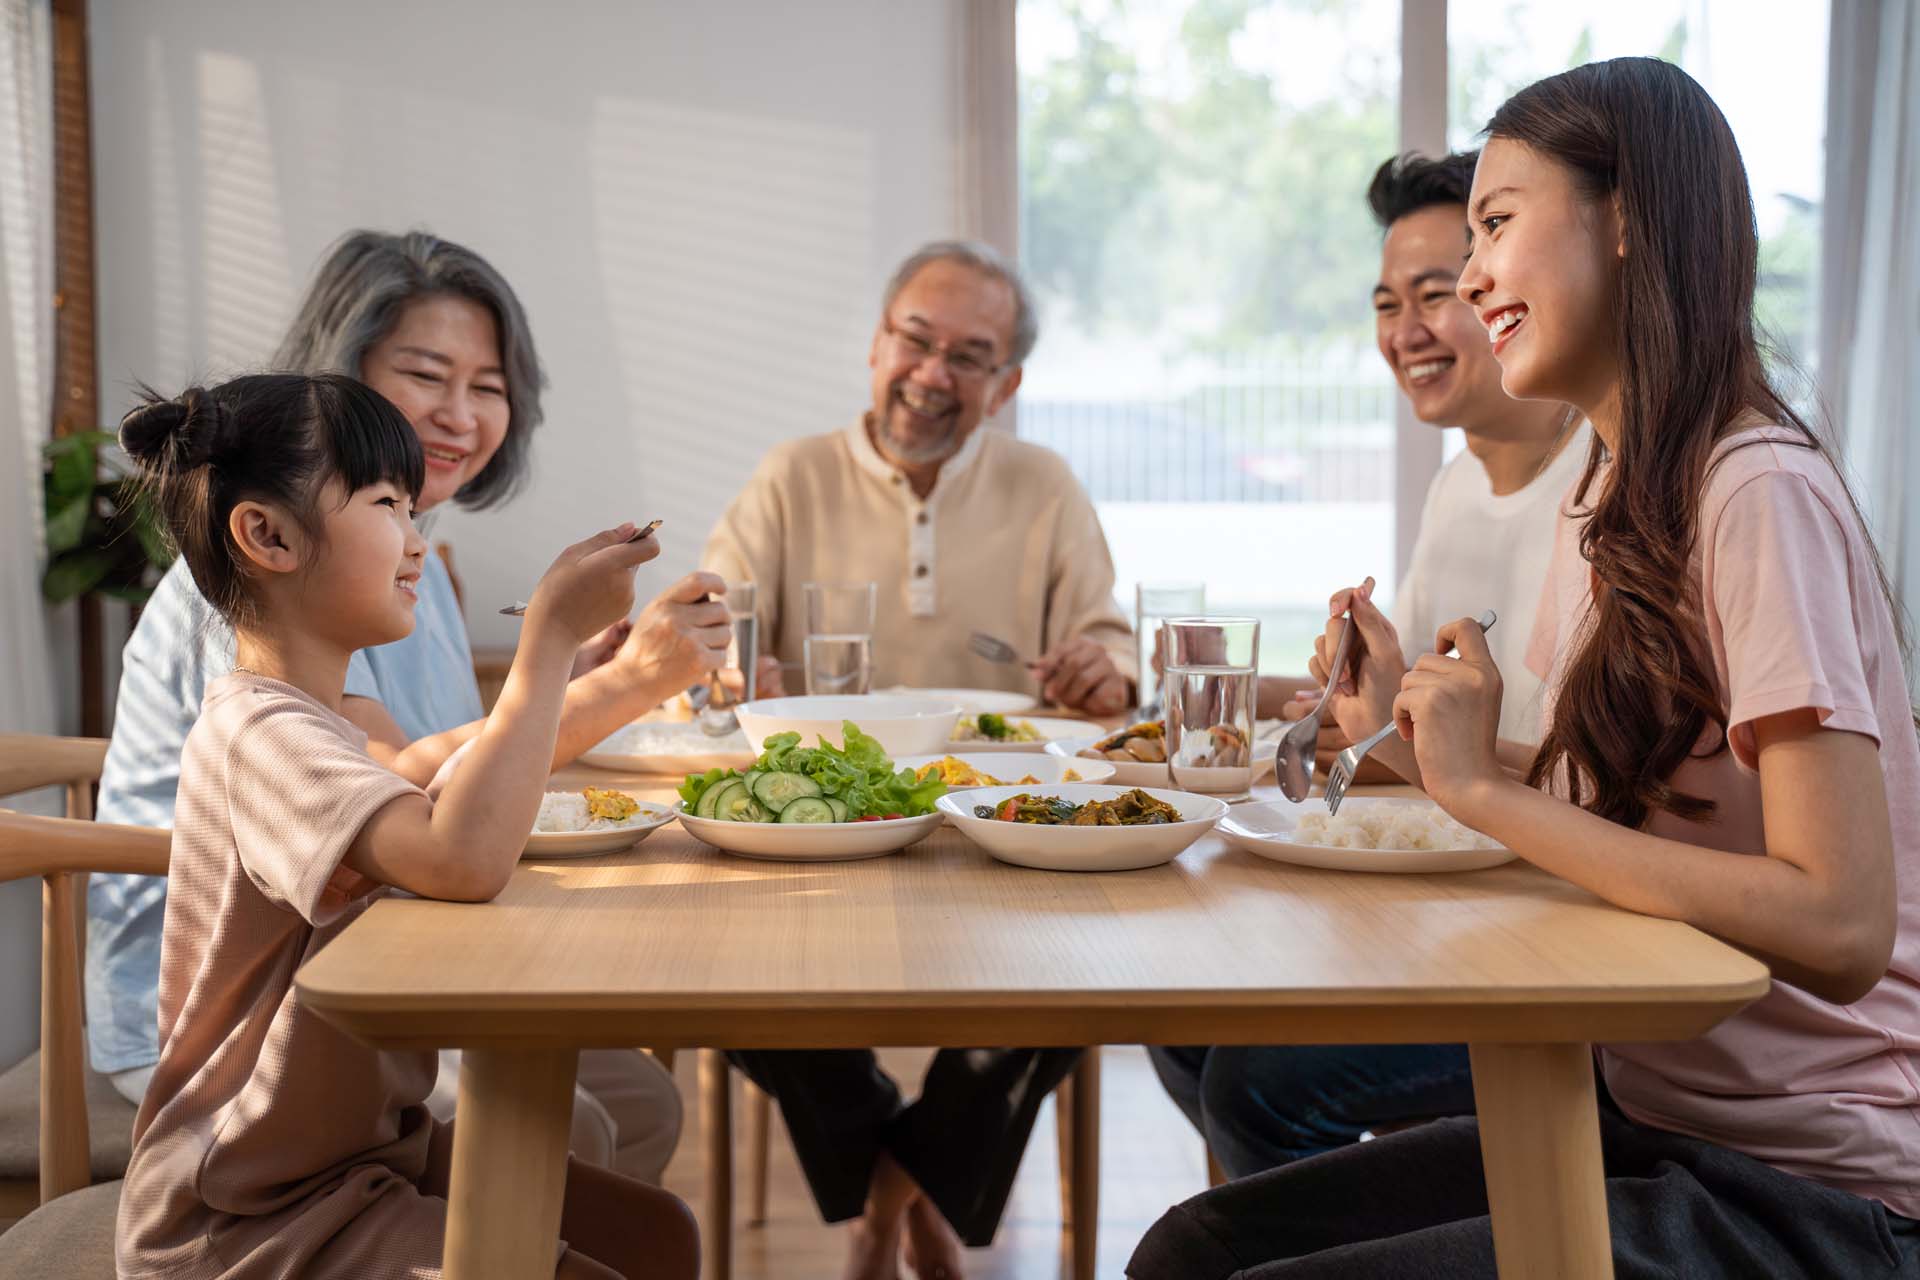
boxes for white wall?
[90,0,967,647]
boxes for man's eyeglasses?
[882,319,1008,381]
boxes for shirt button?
[891,475,902,486]
[916,512,929,525]
[914,564,929,578]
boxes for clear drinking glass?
[1135,582,1206,713]
[723,582,759,702]
[1161,616,1260,797]
[803,581,876,696]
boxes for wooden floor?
[659,1046,1207,1279]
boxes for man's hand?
[1029,636,1130,716]
[613,571,732,698]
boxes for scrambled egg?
[913,756,1082,787]
[583,787,640,822]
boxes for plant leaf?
[44,493,90,552]
[42,548,115,602]
[46,437,95,503]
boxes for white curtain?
[1822,0,1920,648]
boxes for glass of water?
[723,582,759,702]
[1135,582,1206,713]
[1161,616,1260,797]
[803,582,876,696]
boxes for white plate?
[1218,798,1517,873]
[885,686,1039,715]
[895,753,1117,789]
[939,783,1228,872]
[948,715,1096,754]
[578,721,755,775]
[676,806,943,861]
[1046,730,1278,793]
[523,803,677,860]
[735,695,960,758]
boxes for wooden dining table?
[297,764,1769,1280]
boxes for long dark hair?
[1494,58,1903,829]
[120,373,423,626]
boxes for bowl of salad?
[676,721,948,860]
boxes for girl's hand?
[1391,616,1505,817]
[1306,577,1406,744]
[526,523,660,645]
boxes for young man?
[1155,151,1588,1181]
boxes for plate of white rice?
[578,720,755,775]
[1218,797,1514,873]
[525,789,676,859]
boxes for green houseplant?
[41,429,172,605]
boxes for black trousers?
[1128,1108,1920,1279]
[727,1047,1081,1247]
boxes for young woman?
[1130,57,1920,1278]
[112,374,695,1279]
[92,231,731,1178]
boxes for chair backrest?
[0,735,168,1206]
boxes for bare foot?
[903,1193,966,1280]
[842,1154,918,1280]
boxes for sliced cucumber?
[777,797,835,824]
[824,796,849,822]
[717,785,769,823]
[695,775,740,819]
[749,770,822,814]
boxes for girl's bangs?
[323,377,425,502]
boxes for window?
[1017,0,1829,676]
[1018,0,1401,674]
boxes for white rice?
[1295,805,1501,852]
[595,722,749,757]
[534,792,650,833]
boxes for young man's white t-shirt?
[1390,422,1592,745]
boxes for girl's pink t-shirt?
[1527,426,1920,1216]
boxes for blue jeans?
[1148,1044,1476,1180]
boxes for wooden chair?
[696,1047,1101,1280]
[0,735,169,1277]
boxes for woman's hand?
[1390,616,1505,818]
[614,571,732,697]
[572,619,633,679]
[1305,577,1406,744]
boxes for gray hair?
[881,239,1039,369]
[273,229,546,510]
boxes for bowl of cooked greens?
[937,783,1228,872]
[676,721,948,860]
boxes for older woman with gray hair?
[88,229,719,1182]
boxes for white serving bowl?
[895,752,1117,790]
[939,783,1228,872]
[677,806,942,861]
[1046,729,1278,793]
[734,695,961,759]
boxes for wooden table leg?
[700,1050,733,1280]
[445,1048,578,1280]
[1069,1049,1100,1280]
[1469,1043,1613,1280]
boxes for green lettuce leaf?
[678,766,737,809]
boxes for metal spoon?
[498,519,663,616]
[1272,613,1355,803]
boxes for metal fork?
[968,632,1024,665]
[1323,608,1497,816]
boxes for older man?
[702,239,1133,714]
[709,242,1116,1280]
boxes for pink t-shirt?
[1527,426,1920,1216]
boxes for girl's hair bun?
[119,385,228,469]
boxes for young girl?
[112,373,697,1280]
[1130,58,1920,1278]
